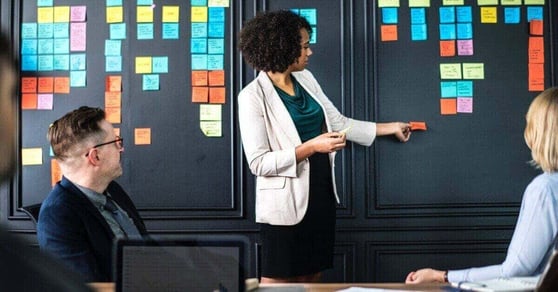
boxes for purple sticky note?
[457,97,473,113]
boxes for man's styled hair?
[48,106,107,160]
[524,87,558,172]
[239,10,312,73]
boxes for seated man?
[38,106,148,282]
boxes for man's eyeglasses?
[85,136,124,157]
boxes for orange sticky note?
[134,128,151,145]
[54,77,70,93]
[105,91,121,108]
[529,63,544,92]
[192,86,209,103]
[440,99,457,115]
[409,121,427,131]
[38,77,54,93]
[105,107,121,124]
[530,20,543,36]
[191,71,208,86]
[528,37,544,64]
[209,87,226,104]
[21,77,37,93]
[381,25,398,42]
[440,40,455,57]
[51,159,62,186]
[106,75,122,92]
[22,93,38,110]
[208,70,225,86]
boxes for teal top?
[275,77,324,142]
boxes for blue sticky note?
[137,23,154,40]
[106,0,123,6]
[191,54,208,70]
[290,9,299,15]
[191,38,207,54]
[70,54,86,70]
[152,56,168,73]
[191,23,207,38]
[53,23,69,38]
[457,81,473,97]
[439,24,456,40]
[410,8,425,24]
[70,70,86,87]
[191,0,207,6]
[382,8,398,24]
[207,54,223,70]
[105,40,121,56]
[21,23,37,39]
[38,39,54,54]
[440,81,457,98]
[38,23,54,38]
[53,54,69,71]
[439,7,455,24]
[411,24,427,41]
[310,27,317,44]
[208,22,224,38]
[38,55,54,71]
[137,0,152,5]
[208,7,225,23]
[21,55,38,71]
[38,0,53,6]
[53,38,69,54]
[106,56,122,72]
[456,6,472,23]
[21,39,38,55]
[527,6,543,22]
[457,23,472,39]
[299,9,317,25]
[162,23,179,39]
[110,23,127,40]
[143,74,159,91]
[207,38,224,54]
[504,7,520,24]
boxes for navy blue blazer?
[37,177,147,282]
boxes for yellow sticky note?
[477,0,498,5]
[134,128,151,145]
[440,63,462,79]
[378,0,400,7]
[443,0,463,5]
[162,6,180,22]
[137,6,154,23]
[38,7,54,23]
[409,0,430,7]
[208,0,230,7]
[106,6,123,23]
[200,121,222,137]
[22,148,43,166]
[481,7,497,24]
[135,57,152,74]
[462,63,484,79]
[191,7,208,22]
[200,104,222,121]
[54,6,70,23]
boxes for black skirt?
[259,152,336,278]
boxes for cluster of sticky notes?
[191,0,230,137]
[292,9,318,44]
[528,19,544,91]
[135,56,168,91]
[106,1,125,73]
[20,4,87,89]
[378,2,399,42]
[21,76,70,110]
[439,6,473,57]
[439,63,483,115]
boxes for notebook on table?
[451,249,558,292]
[114,236,247,292]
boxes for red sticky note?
[54,77,70,94]
[440,99,457,115]
[22,93,38,110]
[440,40,455,57]
[208,70,225,86]
[530,20,543,36]
[38,77,54,93]
[191,71,208,86]
[209,87,226,104]
[192,87,209,103]
[21,77,37,93]
[381,25,398,42]
[409,121,427,131]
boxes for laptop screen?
[115,238,246,292]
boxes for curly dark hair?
[239,10,312,73]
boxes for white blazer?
[238,70,376,225]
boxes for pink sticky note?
[457,40,473,56]
[457,97,473,113]
[37,94,54,110]
[70,6,87,22]
[70,22,87,51]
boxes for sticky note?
[191,38,208,53]
[105,107,121,124]
[105,39,122,56]
[208,70,225,86]
[21,23,37,39]
[137,23,154,40]
[54,6,70,23]
[37,94,54,110]
[38,55,54,71]
[192,23,207,38]
[409,0,430,7]
[527,7,543,22]
[481,7,497,24]
[152,56,168,73]
[299,9,317,25]
[208,7,225,22]
[410,8,426,24]
[207,38,224,54]
[192,87,209,102]
[55,54,70,70]
[207,55,223,70]
[38,77,54,93]
[22,148,43,165]
[440,99,457,115]
[411,24,427,41]
[137,6,154,23]
[38,23,54,38]
[440,40,455,57]
[192,54,208,70]
[440,63,462,79]
[439,24,456,40]
[70,53,86,70]
[462,63,484,79]
[105,91,121,108]
[70,23,86,51]
[381,25,398,41]
[528,63,544,92]
[70,6,87,22]
[409,121,427,131]
[208,0,229,6]
[200,121,222,137]
[501,0,521,4]
[53,39,69,54]
[191,7,208,22]
[135,56,152,74]
[443,0,463,4]
[457,39,473,56]
[162,23,179,39]
[378,0,400,7]
[439,7,455,24]
[456,6,472,23]
[110,23,126,39]
[457,23,473,39]
[382,8,398,24]
[54,77,70,93]
[192,71,208,86]
[106,6,123,23]
[38,39,54,54]
[456,81,473,97]
[477,0,497,5]
[22,94,38,109]
[162,6,180,22]
[504,7,520,24]
[142,74,159,91]
[209,87,226,104]
[21,77,38,93]
[21,39,38,55]
[134,128,151,145]
[38,0,53,6]
[70,70,86,87]
[440,81,457,98]
[457,97,473,113]
[106,56,122,72]
[200,104,221,120]
[208,22,224,38]
[529,37,544,63]
[530,20,543,36]
[38,7,54,23]
[106,75,122,92]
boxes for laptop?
[114,236,247,292]
[451,249,558,292]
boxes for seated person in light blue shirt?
[406,87,558,284]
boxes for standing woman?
[238,10,411,283]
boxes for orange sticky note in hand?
[409,121,427,131]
